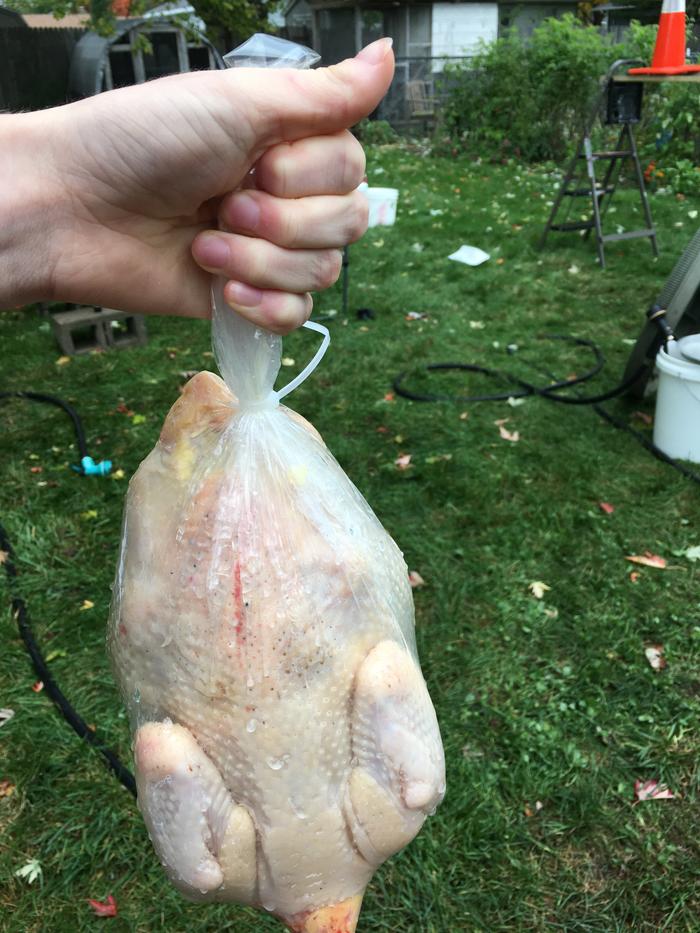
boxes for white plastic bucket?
[653,337,700,463]
[359,186,399,227]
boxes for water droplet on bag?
[262,901,275,912]
[265,755,290,771]
[132,688,141,704]
[246,675,255,689]
[288,796,307,820]
[246,719,257,733]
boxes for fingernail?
[226,281,263,308]
[228,193,260,232]
[193,233,229,270]
[356,37,393,65]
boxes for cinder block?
[51,306,147,355]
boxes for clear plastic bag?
[108,35,445,933]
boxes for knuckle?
[268,294,312,334]
[346,193,369,242]
[315,249,342,289]
[259,146,292,197]
[343,136,366,189]
[237,238,266,284]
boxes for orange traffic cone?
[629,0,700,75]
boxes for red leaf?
[88,895,118,918]
[395,454,412,471]
[408,570,425,588]
[629,571,640,583]
[115,403,134,417]
[31,681,44,693]
[633,779,676,803]
[598,502,615,515]
[29,466,43,474]
[625,552,667,569]
[633,410,653,426]
[375,426,389,435]
[383,392,395,403]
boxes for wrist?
[0,111,64,309]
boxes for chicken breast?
[109,371,445,931]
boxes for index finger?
[255,131,366,198]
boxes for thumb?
[230,38,395,146]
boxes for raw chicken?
[109,370,445,932]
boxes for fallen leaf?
[0,780,15,797]
[115,403,134,417]
[496,258,505,265]
[375,426,389,434]
[632,410,653,426]
[625,552,667,569]
[495,419,520,443]
[469,320,485,330]
[524,800,543,817]
[0,708,15,726]
[393,435,403,444]
[633,779,676,803]
[55,356,71,366]
[459,411,469,420]
[383,393,395,403]
[544,607,559,619]
[405,311,428,320]
[683,545,700,562]
[88,895,118,918]
[29,466,42,474]
[281,357,295,367]
[598,502,615,515]
[31,681,44,693]
[81,510,98,520]
[80,600,95,611]
[630,571,640,583]
[529,581,551,599]
[395,454,412,470]
[645,644,667,671]
[15,859,42,884]
[408,571,425,588]
[0,550,8,564]
[568,264,580,275]
[425,454,453,464]
[112,469,125,480]
[507,396,526,407]
[131,414,146,425]
[45,650,66,663]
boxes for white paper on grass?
[448,245,490,266]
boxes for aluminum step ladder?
[540,60,658,270]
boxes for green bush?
[438,15,700,194]
[354,118,399,146]
[440,15,618,162]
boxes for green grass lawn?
[1,143,699,933]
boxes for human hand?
[0,38,394,333]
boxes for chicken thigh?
[109,371,445,931]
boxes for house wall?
[431,2,498,66]
[499,2,578,38]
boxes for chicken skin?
[109,371,445,931]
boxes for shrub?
[440,15,619,162]
[438,15,700,193]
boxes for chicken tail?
[286,894,363,933]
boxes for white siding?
[431,2,498,68]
